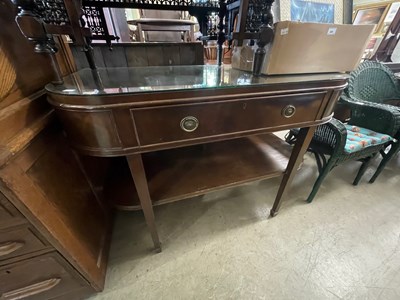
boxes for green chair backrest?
[348,61,400,103]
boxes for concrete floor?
[90,136,400,300]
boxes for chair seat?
[344,124,393,154]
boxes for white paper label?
[281,28,289,35]
[327,27,337,35]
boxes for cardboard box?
[232,21,375,75]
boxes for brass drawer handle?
[2,278,61,300]
[282,105,296,118]
[180,116,199,132]
[0,241,24,257]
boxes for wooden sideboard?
[46,65,348,252]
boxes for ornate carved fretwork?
[226,0,275,75]
[216,0,226,65]
[12,0,222,69]
[81,6,119,48]
[33,0,70,25]
[226,0,274,36]
[245,0,273,32]
[82,0,220,10]
[207,12,218,37]
[11,0,64,82]
[81,0,220,40]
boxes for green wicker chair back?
[348,61,400,103]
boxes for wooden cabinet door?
[0,126,111,291]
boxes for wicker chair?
[286,99,400,203]
[346,60,400,105]
[343,61,400,183]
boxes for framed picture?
[353,4,388,34]
[290,0,334,24]
[381,2,400,34]
[365,37,378,50]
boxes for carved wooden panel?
[70,43,204,69]
[0,127,111,290]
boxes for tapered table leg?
[127,154,161,252]
[270,126,317,217]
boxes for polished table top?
[46,65,349,96]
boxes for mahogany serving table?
[46,65,347,252]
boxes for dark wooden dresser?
[0,192,93,300]
[0,124,111,299]
[0,1,111,298]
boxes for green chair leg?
[370,142,400,183]
[285,130,297,145]
[307,161,335,203]
[353,156,373,186]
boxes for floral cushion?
[344,125,393,154]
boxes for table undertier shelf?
[105,133,292,210]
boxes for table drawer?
[133,92,327,146]
[0,193,24,229]
[0,227,48,263]
[0,253,87,300]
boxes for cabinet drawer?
[0,193,24,229]
[0,227,48,263]
[0,253,88,300]
[133,92,327,146]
